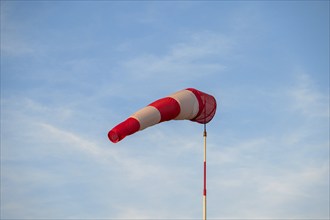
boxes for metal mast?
[203,123,207,220]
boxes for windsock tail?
[108,118,140,143]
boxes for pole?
[203,124,207,220]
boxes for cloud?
[205,70,329,219]
[0,2,46,58]
[0,34,36,57]
[1,96,205,218]
[288,70,329,118]
[118,31,232,90]
[208,136,328,219]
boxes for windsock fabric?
[108,88,217,143]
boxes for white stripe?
[203,195,206,220]
[131,106,161,130]
[169,89,199,120]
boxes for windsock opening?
[187,88,217,124]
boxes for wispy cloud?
[1,96,204,218]
[288,70,329,118]
[205,69,329,219]
[118,31,232,90]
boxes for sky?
[0,1,329,219]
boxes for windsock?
[108,88,217,143]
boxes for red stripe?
[149,97,181,122]
[108,117,140,143]
[203,161,206,196]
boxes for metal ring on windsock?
[108,88,217,143]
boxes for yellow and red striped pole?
[203,125,207,220]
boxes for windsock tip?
[108,130,120,143]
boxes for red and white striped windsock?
[108,88,217,143]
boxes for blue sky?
[1,1,329,219]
